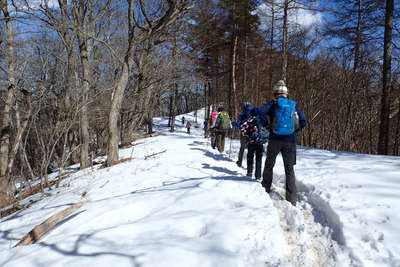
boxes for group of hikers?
[204,80,307,206]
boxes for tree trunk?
[107,0,185,166]
[353,0,363,73]
[281,0,289,83]
[107,62,131,166]
[77,40,91,169]
[72,1,92,169]
[242,35,248,102]
[0,0,17,203]
[169,33,178,132]
[60,48,76,169]
[377,0,393,155]
[394,96,400,155]
[269,0,275,90]
[7,92,32,177]
[170,85,178,132]
[231,34,238,117]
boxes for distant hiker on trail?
[233,101,253,167]
[182,116,186,125]
[203,118,209,138]
[186,121,192,134]
[252,80,307,206]
[212,106,232,153]
[239,116,269,181]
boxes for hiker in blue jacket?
[232,102,253,167]
[252,80,307,206]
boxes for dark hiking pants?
[262,139,297,205]
[204,128,209,138]
[237,135,249,166]
[211,129,217,149]
[215,130,227,152]
[247,143,263,179]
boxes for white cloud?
[30,0,59,8]
[13,0,59,10]
[256,1,322,32]
[292,7,322,28]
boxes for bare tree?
[71,0,111,168]
[0,0,17,204]
[107,0,190,166]
[378,0,394,155]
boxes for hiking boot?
[236,161,242,167]
[255,177,261,181]
[246,173,252,177]
[261,182,270,193]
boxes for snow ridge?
[269,175,355,267]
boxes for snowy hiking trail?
[0,129,344,266]
[1,112,399,267]
[0,130,285,266]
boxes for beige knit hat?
[273,80,288,94]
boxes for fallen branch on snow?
[144,150,167,160]
[13,199,90,247]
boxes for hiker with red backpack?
[252,80,307,206]
[209,106,220,148]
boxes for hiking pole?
[228,129,233,159]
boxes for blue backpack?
[272,97,297,135]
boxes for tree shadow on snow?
[188,141,208,146]
[211,175,254,183]
[1,218,144,267]
[131,177,206,195]
[201,163,240,176]
[33,236,143,267]
[190,147,233,162]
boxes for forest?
[0,0,399,206]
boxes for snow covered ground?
[0,109,399,267]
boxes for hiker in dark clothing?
[186,121,192,134]
[232,102,253,167]
[203,118,209,138]
[247,143,264,180]
[182,116,185,125]
[243,116,266,180]
[252,80,307,206]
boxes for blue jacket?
[252,96,307,143]
[232,105,253,127]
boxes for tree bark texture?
[73,1,92,169]
[281,0,289,83]
[0,0,17,203]
[377,0,393,155]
